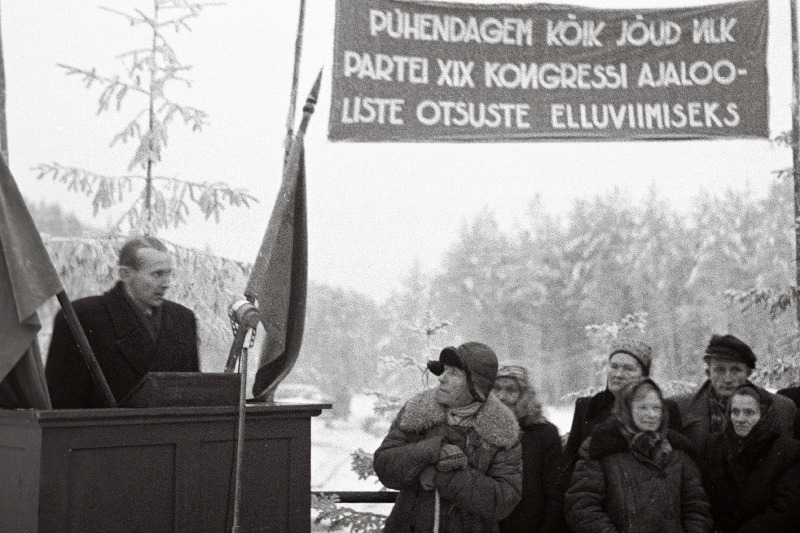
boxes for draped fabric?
[246,72,321,400]
[0,153,60,408]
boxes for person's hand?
[437,443,467,472]
[419,465,437,490]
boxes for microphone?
[228,300,261,329]
[225,300,261,373]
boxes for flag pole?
[249,69,321,402]
[0,3,9,163]
[56,291,117,407]
[792,0,800,326]
[283,0,307,165]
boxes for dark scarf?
[708,388,728,434]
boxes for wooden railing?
[314,491,398,504]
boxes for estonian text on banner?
[329,0,768,142]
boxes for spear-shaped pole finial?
[298,68,323,135]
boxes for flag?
[0,154,62,408]
[246,70,322,400]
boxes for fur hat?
[428,342,498,402]
[703,334,756,369]
[496,364,530,391]
[609,339,653,376]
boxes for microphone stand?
[231,335,249,533]
[225,300,260,533]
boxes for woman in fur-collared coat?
[374,342,522,533]
[565,378,712,533]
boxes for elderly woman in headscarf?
[565,378,712,533]
[492,364,568,533]
[700,382,800,533]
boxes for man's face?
[707,359,751,399]
[120,248,173,309]
[730,394,760,437]
[435,365,473,407]
[492,377,521,408]
[607,352,644,394]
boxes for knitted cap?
[609,339,653,376]
[703,334,756,369]
[428,342,498,402]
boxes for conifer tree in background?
[725,130,800,388]
[34,0,255,235]
[28,1,257,371]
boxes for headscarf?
[722,382,780,474]
[613,377,672,467]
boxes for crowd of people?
[374,336,800,533]
[42,237,800,532]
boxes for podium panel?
[0,403,327,533]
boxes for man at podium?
[45,236,200,408]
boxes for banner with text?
[329,0,768,142]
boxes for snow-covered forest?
[30,160,800,415]
[292,174,799,414]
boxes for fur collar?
[398,389,519,449]
[586,419,697,460]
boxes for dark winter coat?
[563,389,684,479]
[777,386,800,440]
[700,397,800,532]
[565,420,712,533]
[45,282,199,408]
[674,381,797,450]
[498,415,568,533]
[374,389,522,533]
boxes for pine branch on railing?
[311,493,387,532]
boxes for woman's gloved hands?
[419,442,468,490]
[436,443,467,472]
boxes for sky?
[6,0,796,301]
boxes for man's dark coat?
[777,386,800,440]
[45,282,199,408]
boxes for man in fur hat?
[493,364,568,533]
[374,342,522,533]
[674,333,796,448]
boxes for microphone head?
[229,299,261,328]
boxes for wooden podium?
[0,403,328,532]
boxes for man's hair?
[118,236,168,269]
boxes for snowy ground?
[310,394,575,519]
